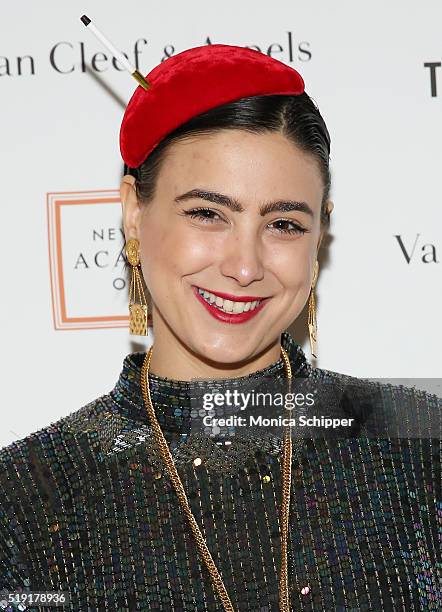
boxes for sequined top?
[0,331,440,611]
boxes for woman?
[0,44,440,612]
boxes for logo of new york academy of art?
[47,190,130,330]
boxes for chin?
[187,330,260,365]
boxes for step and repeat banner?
[1,1,441,446]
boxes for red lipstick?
[192,286,270,324]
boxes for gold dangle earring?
[308,260,319,358]
[125,238,149,336]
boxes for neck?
[148,317,282,381]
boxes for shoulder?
[307,366,441,494]
[308,362,441,409]
[305,364,441,438]
[0,394,109,475]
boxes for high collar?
[108,331,311,437]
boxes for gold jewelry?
[308,261,319,358]
[140,345,294,611]
[126,238,149,336]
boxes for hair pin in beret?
[80,14,150,90]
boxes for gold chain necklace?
[140,345,293,611]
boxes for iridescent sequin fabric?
[0,331,440,611]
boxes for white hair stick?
[80,14,150,90]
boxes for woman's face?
[122,129,329,365]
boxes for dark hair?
[124,93,332,227]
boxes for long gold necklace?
[140,345,294,611]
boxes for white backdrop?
[1,1,441,448]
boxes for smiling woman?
[120,91,333,375]
[1,44,440,612]
[121,123,331,375]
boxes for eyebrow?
[174,188,314,218]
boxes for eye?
[182,207,224,223]
[269,219,309,235]
[181,208,309,236]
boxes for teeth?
[197,288,263,314]
[223,300,234,312]
[232,301,244,314]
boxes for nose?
[219,227,265,286]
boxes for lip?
[192,285,270,325]
[193,285,270,302]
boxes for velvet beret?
[119,43,305,169]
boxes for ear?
[316,200,334,254]
[121,174,142,242]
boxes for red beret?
[119,43,304,168]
